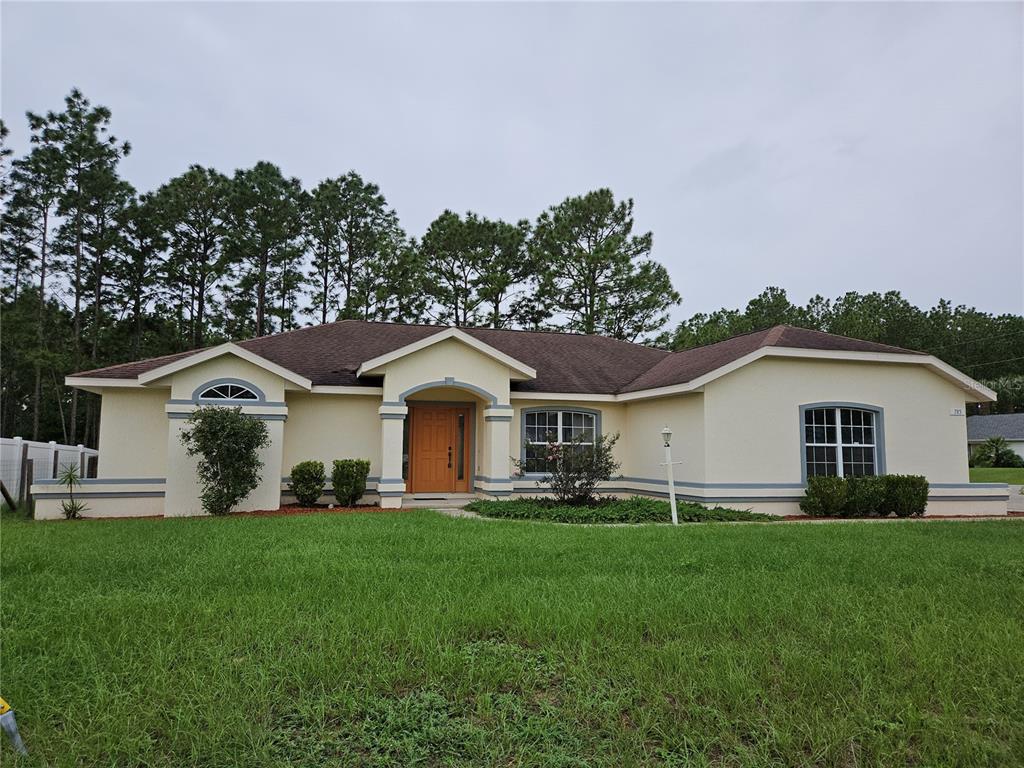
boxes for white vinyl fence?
[0,437,98,502]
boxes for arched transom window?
[197,383,260,401]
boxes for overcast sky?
[3,1,1022,323]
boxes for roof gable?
[356,327,536,380]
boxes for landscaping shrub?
[884,474,929,518]
[972,437,1024,469]
[290,460,326,506]
[465,496,774,524]
[799,476,848,517]
[180,406,270,516]
[58,464,88,520]
[844,475,888,518]
[332,459,371,506]
[515,432,621,505]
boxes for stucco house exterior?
[32,321,1008,518]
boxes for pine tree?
[225,163,303,337]
[115,192,168,358]
[531,189,679,341]
[156,166,231,348]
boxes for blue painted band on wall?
[379,413,407,420]
[33,477,166,486]
[33,491,166,499]
[168,412,287,421]
[484,415,513,422]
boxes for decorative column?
[479,406,514,498]
[378,403,408,508]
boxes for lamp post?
[661,425,679,525]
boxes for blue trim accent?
[484,415,512,422]
[621,476,805,490]
[33,491,166,499]
[519,406,603,470]
[281,476,381,485]
[798,402,886,485]
[929,494,1009,502]
[378,491,405,498]
[33,477,166,486]
[398,380,500,405]
[930,482,1009,489]
[168,412,287,421]
[378,477,406,484]
[381,401,404,407]
[474,475,513,484]
[379,413,407,420]
[476,488,513,496]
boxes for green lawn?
[2,512,1023,767]
[970,466,1024,484]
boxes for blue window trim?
[799,402,886,485]
[519,406,603,478]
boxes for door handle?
[448,446,452,468]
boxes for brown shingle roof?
[618,325,922,393]
[73,322,925,395]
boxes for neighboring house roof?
[70,320,973,398]
[966,414,1024,442]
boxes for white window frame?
[522,409,599,474]
[197,383,260,401]
[803,405,879,479]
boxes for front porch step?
[402,494,476,509]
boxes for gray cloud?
[2,1,1021,322]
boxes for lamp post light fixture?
[660,425,679,525]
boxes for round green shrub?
[290,460,326,506]
[332,459,371,507]
[884,474,929,518]
[844,475,888,517]
[799,476,848,517]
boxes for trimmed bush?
[884,474,929,518]
[290,461,326,506]
[799,476,848,517]
[180,406,270,516]
[465,497,774,524]
[332,459,371,507]
[845,475,888,518]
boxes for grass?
[466,496,775,524]
[970,466,1024,484]
[2,512,1023,766]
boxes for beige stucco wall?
[702,357,972,485]
[621,394,705,484]
[163,356,291,402]
[380,338,512,405]
[97,387,169,479]
[283,393,382,478]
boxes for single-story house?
[32,321,1009,518]
[967,413,1024,461]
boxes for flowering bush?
[515,432,621,505]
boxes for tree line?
[0,89,678,445]
[659,286,1024,413]
[2,89,1020,447]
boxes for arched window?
[197,382,260,401]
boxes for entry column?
[479,406,514,498]
[378,403,408,508]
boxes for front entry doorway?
[408,405,473,493]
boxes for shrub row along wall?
[800,475,928,518]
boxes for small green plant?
[58,464,88,520]
[180,406,270,515]
[290,460,326,506]
[884,474,929,518]
[514,432,621,505]
[332,459,371,507]
[845,475,888,518]
[799,476,848,517]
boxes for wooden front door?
[408,406,471,493]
